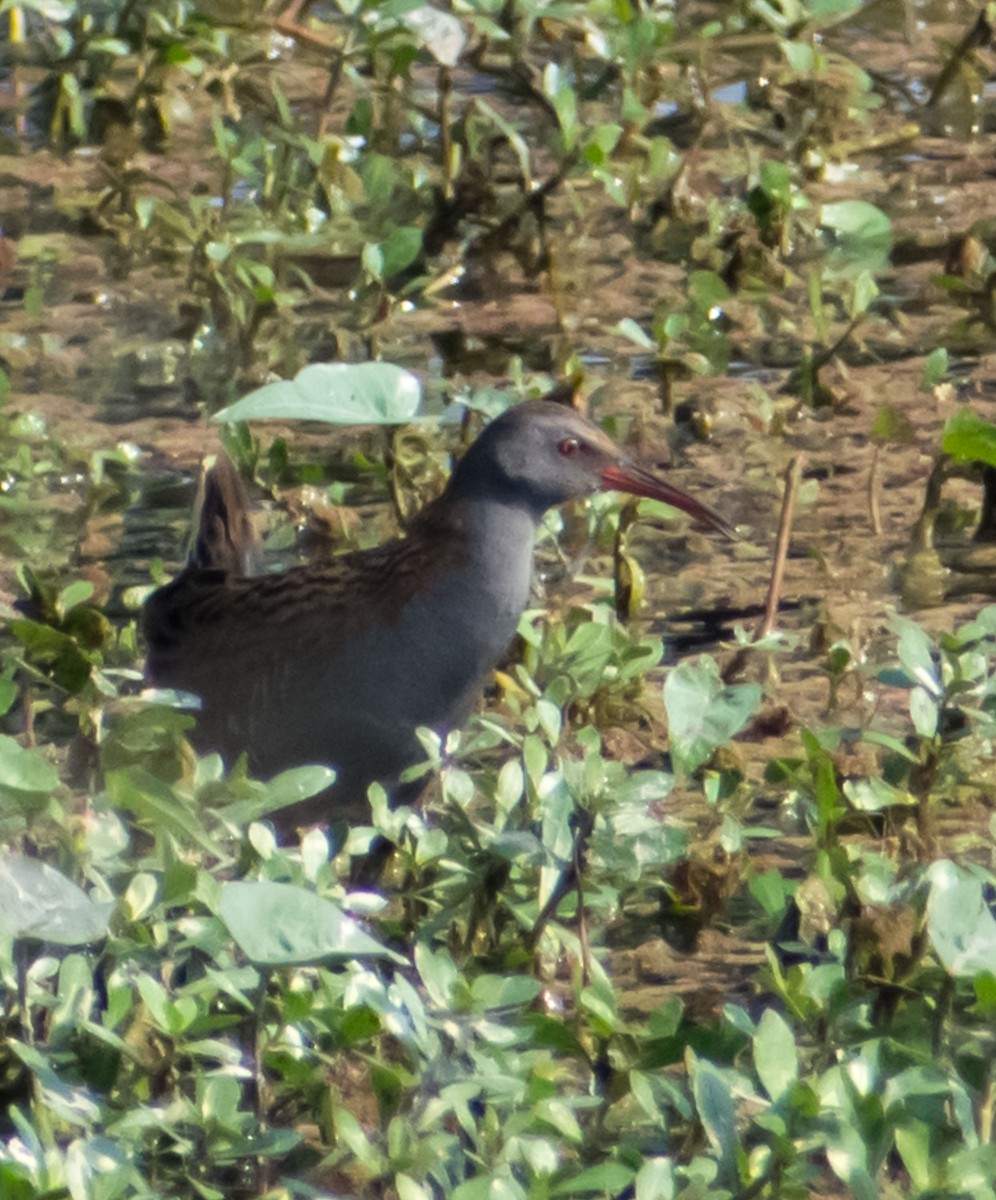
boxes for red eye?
[558,437,581,457]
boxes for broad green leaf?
[550,1162,635,1196]
[849,270,879,318]
[6,0,74,17]
[0,854,112,945]
[105,768,219,856]
[909,685,938,739]
[374,225,423,278]
[894,1121,931,1191]
[0,734,59,794]
[397,1174,434,1200]
[942,407,996,469]
[8,1041,100,1127]
[535,1097,582,1142]
[453,1176,527,1200]
[214,362,421,425]
[219,764,335,826]
[820,200,892,274]
[58,579,94,612]
[614,317,655,350]
[921,347,949,391]
[843,777,915,812]
[663,657,761,776]
[824,1117,877,1200]
[469,973,540,1008]
[759,159,792,203]
[635,1157,675,1200]
[415,943,460,1007]
[689,1054,736,1174]
[687,270,729,314]
[402,5,467,65]
[926,860,996,977]
[218,880,396,964]
[753,1008,798,1101]
[891,616,940,695]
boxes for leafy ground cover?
[2,1,996,1197]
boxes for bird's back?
[143,459,536,820]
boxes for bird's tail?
[188,453,264,577]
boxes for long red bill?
[601,463,736,540]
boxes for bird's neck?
[408,488,540,619]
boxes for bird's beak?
[601,462,736,539]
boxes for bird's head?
[451,400,735,537]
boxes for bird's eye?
[558,437,582,458]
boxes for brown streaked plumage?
[143,400,734,831]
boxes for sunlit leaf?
[927,860,996,977]
[634,1157,675,1200]
[753,1008,798,1100]
[214,362,422,425]
[909,685,938,739]
[663,657,761,776]
[550,1162,634,1196]
[0,734,59,794]
[614,317,655,350]
[942,407,996,469]
[402,5,467,66]
[8,0,74,18]
[820,200,892,274]
[105,768,219,855]
[0,854,112,945]
[921,347,949,391]
[689,1054,736,1175]
[218,880,398,964]
[890,615,940,695]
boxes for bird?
[143,399,734,831]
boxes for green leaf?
[909,685,938,739]
[453,1176,527,1200]
[0,734,59,794]
[942,407,996,469]
[689,1054,736,1175]
[551,1162,635,1196]
[759,159,792,203]
[687,270,729,315]
[843,776,915,812]
[58,579,94,612]
[921,347,949,390]
[891,615,940,695]
[663,657,761,776]
[753,1008,798,1100]
[613,317,655,350]
[535,1097,582,1142]
[927,860,996,977]
[402,5,467,66]
[105,768,219,856]
[218,880,397,964]
[0,854,112,945]
[219,764,335,825]
[634,1157,675,1200]
[415,943,460,1007]
[9,0,74,18]
[820,200,892,274]
[397,1174,434,1200]
[214,362,422,425]
[894,1121,931,1191]
[376,225,423,278]
[849,270,879,318]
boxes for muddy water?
[2,1,996,1011]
